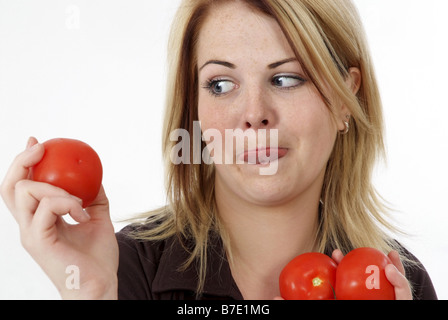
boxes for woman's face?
[197,1,342,206]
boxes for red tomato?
[335,247,395,300]
[31,138,103,208]
[279,252,337,300]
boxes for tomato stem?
[312,277,323,287]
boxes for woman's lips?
[238,148,288,165]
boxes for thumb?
[331,249,344,265]
[85,185,110,221]
[385,264,412,300]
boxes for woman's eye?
[204,79,237,96]
[272,75,306,89]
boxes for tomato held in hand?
[31,138,103,208]
[279,252,337,300]
[335,247,395,300]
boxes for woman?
[0,0,437,300]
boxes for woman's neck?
[215,178,321,300]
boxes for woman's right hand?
[0,137,119,299]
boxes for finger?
[33,196,89,235]
[14,180,82,227]
[331,249,344,264]
[388,250,406,276]
[0,140,44,211]
[385,264,413,300]
[25,137,39,178]
[85,185,110,221]
[26,136,38,149]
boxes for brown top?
[116,224,438,300]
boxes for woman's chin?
[228,167,297,205]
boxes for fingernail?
[28,143,42,152]
[26,137,33,149]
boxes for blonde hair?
[131,0,405,295]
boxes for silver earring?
[340,115,350,135]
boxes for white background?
[0,0,447,300]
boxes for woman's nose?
[242,88,275,130]
[245,118,269,129]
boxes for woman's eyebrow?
[268,58,298,69]
[199,60,236,71]
[198,57,297,72]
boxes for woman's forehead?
[196,1,295,67]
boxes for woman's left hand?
[332,249,412,300]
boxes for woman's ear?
[337,67,361,133]
[346,67,362,95]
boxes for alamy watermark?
[365,265,381,290]
[65,5,81,30]
[65,265,80,290]
[170,121,280,176]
